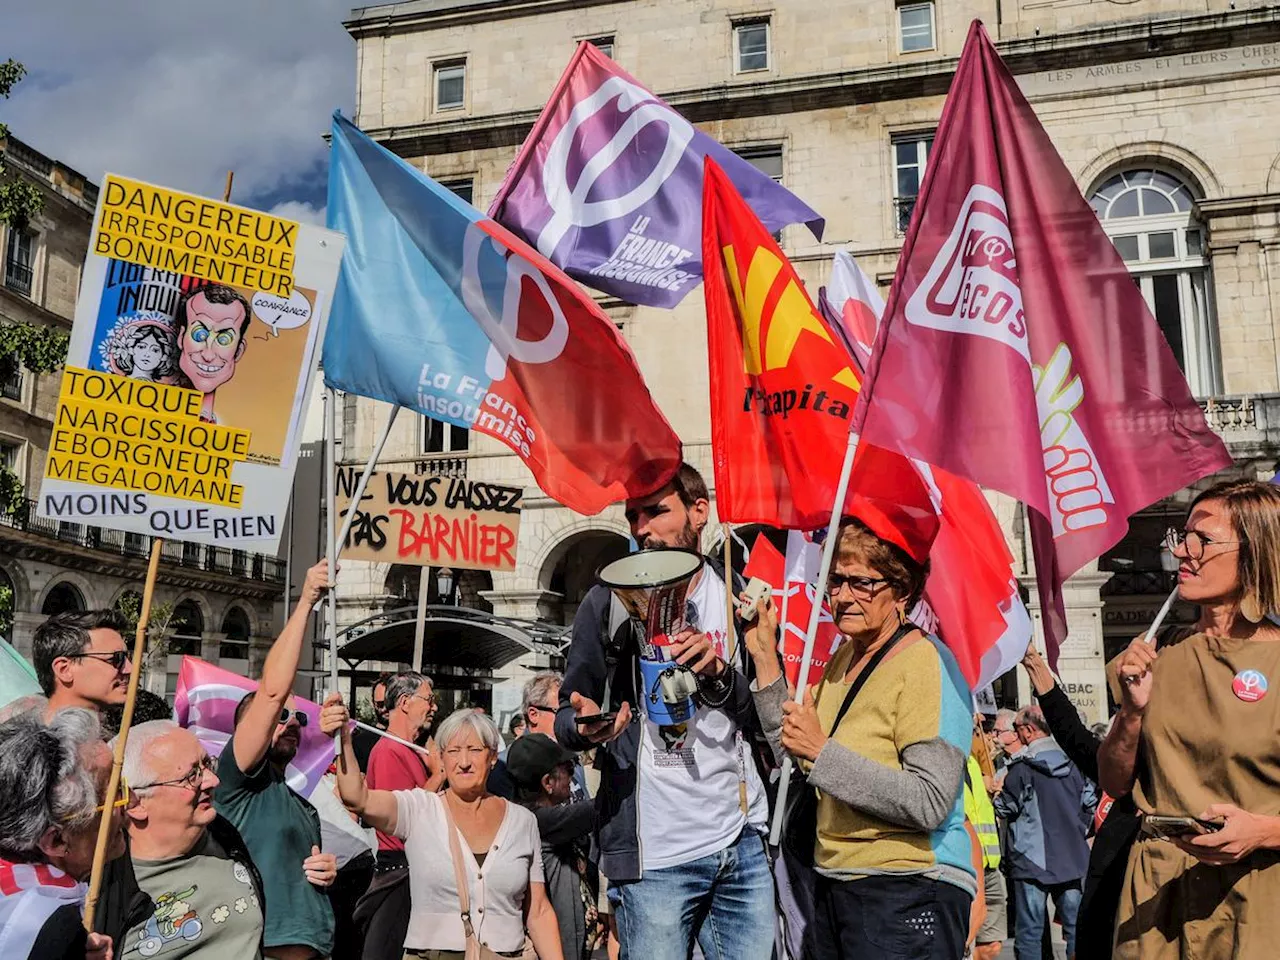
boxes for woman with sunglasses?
[1102,480,1280,959]
[746,515,977,960]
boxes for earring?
[1241,592,1265,624]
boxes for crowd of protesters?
[2,468,1279,960]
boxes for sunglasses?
[66,650,130,671]
[279,709,309,727]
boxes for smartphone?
[1142,815,1223,840]
[574,713,618,726]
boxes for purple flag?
[489,42,824,308]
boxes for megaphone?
[598,549,703,726]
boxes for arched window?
[1089,168,1221,396]
[220,607,252,662]
[170,600,204,656]
[41,581,85,617]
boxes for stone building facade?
[335,0,1280,722]
[0,135,287,699]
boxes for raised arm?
[1098,637,1157,797]
[319,693,399,834]
[232,560,329,774]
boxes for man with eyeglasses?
[352,670,441,960]
[490,671,588,801]
[97,720,266,959]
[0,708,123,960]
[32,609,133,719]
[213,560,338,960]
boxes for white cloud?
[0,1,355,209]
[269,200,328,227]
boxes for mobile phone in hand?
[1143,815,1223,840]
[574,712,618,726]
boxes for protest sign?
[37,174,344,551]
[334,466,522,572]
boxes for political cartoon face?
[178,290,249,394]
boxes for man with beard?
[215,561,338,960]
[555,463,775,960]
[354,670,441,960]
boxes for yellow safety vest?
[964,755,1001,870]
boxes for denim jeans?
[614,829,775,960]
[1012,878,1081,960]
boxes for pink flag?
[857,22,1231,664]
[174,657,338,799]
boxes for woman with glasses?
[0,707,123,960]
[1102,480,1280,959]
[746,515,977,960]
[325,704,566,960]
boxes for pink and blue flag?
[324,112,681,515]
[488,43,824,308]
[174,656,335,799]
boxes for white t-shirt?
[394,790,544,952]
[636,567,768,870]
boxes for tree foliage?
[114,592,178,678]
[0,59,44,231]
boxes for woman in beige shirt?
[1100,479,1280,959]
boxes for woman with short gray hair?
[0,708,124,959]
[326,704,565,960]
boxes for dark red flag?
[856,22,1231,663]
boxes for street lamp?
[437,567,455,605]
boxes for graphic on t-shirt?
[134,887,203,956]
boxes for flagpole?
[768,430,859,847]
[412,565,430,672]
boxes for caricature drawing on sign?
[98,312,180,383]
[171,285,253,423]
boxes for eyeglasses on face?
[826,573,892,600]
[135,755,216,792]
[65,650,130,671]
[1164,527,1244,561]
[526,703,557,714]
[94,779,132,814]
[409,693,437,707]
[278,708,309,727]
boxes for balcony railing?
[4,260,32,298]
[0,369,21,401]
[0,497,285,584]
[894,196,918,235]
[415,456,468,478]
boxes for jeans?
[614,829,775,960]
[1012,878,1081,960]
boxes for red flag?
[703,157,863,529]
[744,534,840,690]
[857,22,1231,664]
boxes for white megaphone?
[598,549,703,726]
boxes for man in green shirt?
[214,561,338,960]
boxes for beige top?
[1113,631,1280,817]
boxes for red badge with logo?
[1232,669,1268,703]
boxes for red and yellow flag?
[703,157,864,529]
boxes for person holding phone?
[1101,480,1280,959]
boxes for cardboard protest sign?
[37,175,344,551]
[335,467,521,572]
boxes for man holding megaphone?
[555,463,775,960]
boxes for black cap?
[505,733,574,790]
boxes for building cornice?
[357,6,1280,159]
[346,0,631,37]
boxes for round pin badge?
[1232,669,1269,703]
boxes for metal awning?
[336,605,570,672]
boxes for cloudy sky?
[1,0,360,224]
